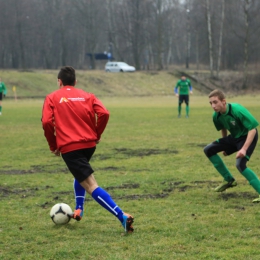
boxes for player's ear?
[57,79,63,88]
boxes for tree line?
[0,0,259,78]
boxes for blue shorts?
[61,147,96,183]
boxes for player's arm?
[189,85,193,94]
[236,128,257,158]
[221,129,228,156]
[221,129,228,138]
[93,96,110,142]
[188,80,192,94]
[174,86,179,97]
[3,83,7,96]
[41,97,57,152]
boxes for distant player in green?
[0,78,7,115]
[204,89,260,202]
[174,75,192,118]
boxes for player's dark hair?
[209,89,225,100]
[58,66,76,86]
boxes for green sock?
[0,106,2,112]
[186,105,189,116]
[178,105,181,115]
[209,154,234,182]
[241,168,260,194]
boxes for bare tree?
[116,0,150,69]
[224,0,260,85]
[242,0,250,87]
[74,0,106,69]
[152,0,164,70]
[216,0,225,78]
[185,5,191,69]
[0,0,260,74]
[205,0,214,77]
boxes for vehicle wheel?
[120,69,124,72]
[106,69,110,72]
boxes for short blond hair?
[208,89,225,100]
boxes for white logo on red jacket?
[59,97,69,103]
[59,97,85,103]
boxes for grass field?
[0,70,181,98]
[1,74,260,259]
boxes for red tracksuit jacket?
[42,86,109,154]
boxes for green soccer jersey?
[0,81,7,95]
[213,103,259,138]
[175,79,191,95]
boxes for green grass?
[1,92,260,259]
[0,70,180,98]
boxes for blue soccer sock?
[73,179,86,212]
[92,187,124,223]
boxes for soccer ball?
[50,203,73,225]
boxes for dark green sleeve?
[3,83,7,95]
[237,107,259,130]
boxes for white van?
[105,61,136,72]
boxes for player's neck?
[220,104,227,114]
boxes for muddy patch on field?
[0,148,178,175]
[220,192,255,201]
[115,193,169,200]
[191,180,219,189]
[105,183,140,190]
[0,185,53,198]
[114,148,178,157]
[188,143,208,148]
[0,164,69,175]
[161,180,185,192]
[94,148,179,160]
[98,166,121,171]
[0,176,255,208]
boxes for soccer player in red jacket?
[42,66,134,233]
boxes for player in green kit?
[0,78,7,115]
[174,75,192,118]
[204,89,260,202]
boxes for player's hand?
[175,94,179,97]
[96,139,101,144]
[4,94,6,97]
[236,148,246,159]
[190,91,193,95]
[223,151,227,156]
[52,150,60,156]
